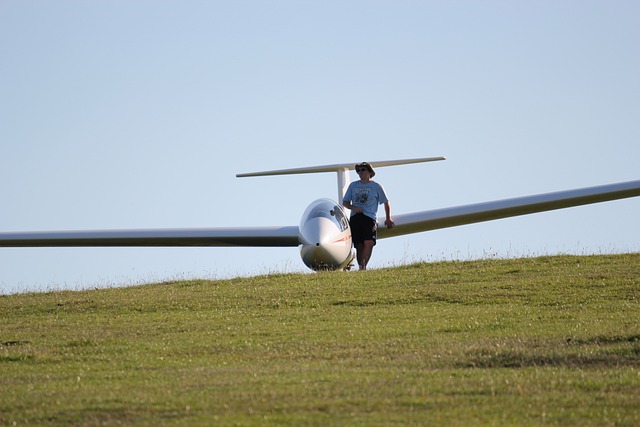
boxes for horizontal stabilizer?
[237,156,445,178]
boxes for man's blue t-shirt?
[342,181,389,221]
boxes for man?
[342,162,394,270]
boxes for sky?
[1,1,639,294]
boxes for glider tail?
[237,156,446,201]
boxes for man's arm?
[383,201,394,228]
[343,200,363,214]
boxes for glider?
[1,157,639,271]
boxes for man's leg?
[358,240,375,270]
[355,242,364,269]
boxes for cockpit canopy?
[300,199,350,232]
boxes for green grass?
[1,254,639,426]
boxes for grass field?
[1,254,639,426]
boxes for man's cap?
[355,162,375,177]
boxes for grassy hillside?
[1,254,639,426]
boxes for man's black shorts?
[350,213,377,245]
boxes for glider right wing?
[378,179,640,239]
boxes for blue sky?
[1,1,639,294]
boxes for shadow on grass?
[462,334,640,368]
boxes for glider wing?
[378,179,640,239]
[0,226,301,248]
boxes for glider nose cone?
[299,215,334,246]
[300,243,333,270]
[299,217,351,270]
[298,198,353,270]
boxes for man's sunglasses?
[356,168,368,173]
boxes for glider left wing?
[0,226,301,247]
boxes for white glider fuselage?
[298,198,355,270]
